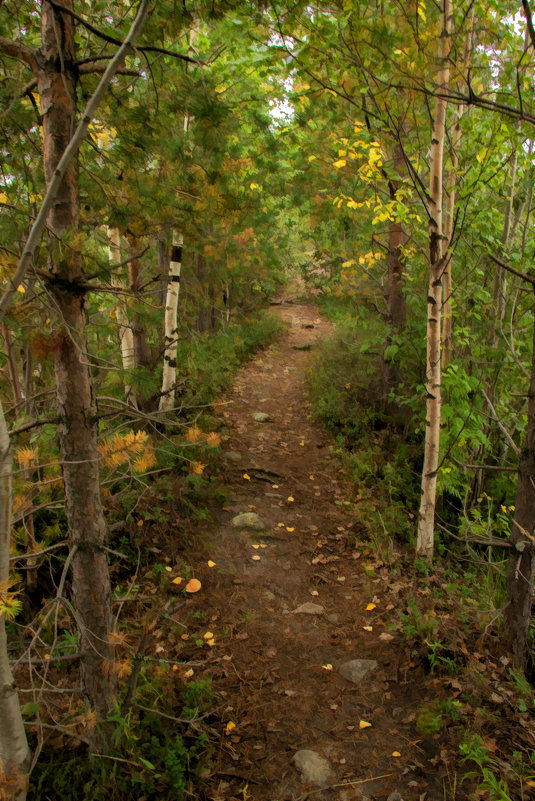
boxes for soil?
[177,296,457,801]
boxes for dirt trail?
[185,298,445,801]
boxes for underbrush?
[10,308,285,801]
[307,311,535,800]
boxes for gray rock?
[252,412,271,423]
[339,659,378,684]
[292,602,324,615]
[223,451,242,462]
[387,793,405,801]
[293,749,333,786]
[326,613,339,624]
[230,512,266,531]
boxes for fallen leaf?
[206,638,216,647]
[300,440,305,446]
[259,544,267,549]
[287,496,294,502]
[207,560,216,567]
[184,668,194,678]
[311,590,319,596]
[172,665,179,672]
[272,484,279,488]
[243,473,251,481]
[137,519,143,527]
[252,544,260,549]
[366,603,377,611]
[181,633,189,640]
[284,689,297,697]
[252,555,261,561]
[185,578,201,593]
[379,633,394,642]
[277,522,285,528]
[225,721,236,734]
[363,625,373,632]
[172,577,184,585]
[392,751,401,758]
[322,664,333,671]
[359,720,372,729]
[337,576,346,583]
[165,566,172,572]
[203,631,214,640]
[286,526,295,532]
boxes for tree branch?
[0,35,36,68]
[45,0,201,65]
[522,0,535,53]
[488,253,535,289]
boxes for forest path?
[186,295,444,801]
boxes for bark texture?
[503,306,535,667]
[159,232,183,412]
[108,228,137,407]
[38,0,116,720]
[416,0,451,560]
[0,400,30,801]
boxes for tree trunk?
[382,213,407,406]
[0,399,30,801]
[503,300,535,668]
[108,228,137,407]
[442,11,474,369]
[416,0,451,561]
[38,0,116,724]
[159,232,183,412]
[491,142,519,345]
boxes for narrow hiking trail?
[183,297,449,801]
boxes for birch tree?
[416,0,451,561]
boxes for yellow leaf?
[191,461,205,475]
[17,284,25,294]
[252,555,261,561]
[299,440,305,446]
[207,560,216,567]
[366,603,376,611]
[243,473,251,481]
[392,751,401,758]
[165,566,172,572]
[259,544,267,549]
[287,496,294,503]
[311,590,319,596]
[185,578,201,593]
[184,667,194,678]
[252,544,260,549]
[322,664,333,671]
[333,158,347,169]
[206,638,216,647]
[359,720,372,729]
[363,625,373,632]
[225,721,236,734]
[286,527,295,532]
[203,631,214,640]
[271,484,279,488]
[172,577,184,585]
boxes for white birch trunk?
[416,0,451,561]
[159,232,183,412]
[108,227,137,407]
[0,400,30,800]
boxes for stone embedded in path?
[230,512,266,531]
[293,749,333,785]
[292,602,324,615]
[292,343,312,351]
[252,412,271,423]
[339,659,378,685]
[223,451,242,462]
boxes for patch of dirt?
[175,298,482,801]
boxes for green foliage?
[29,676,215,801]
